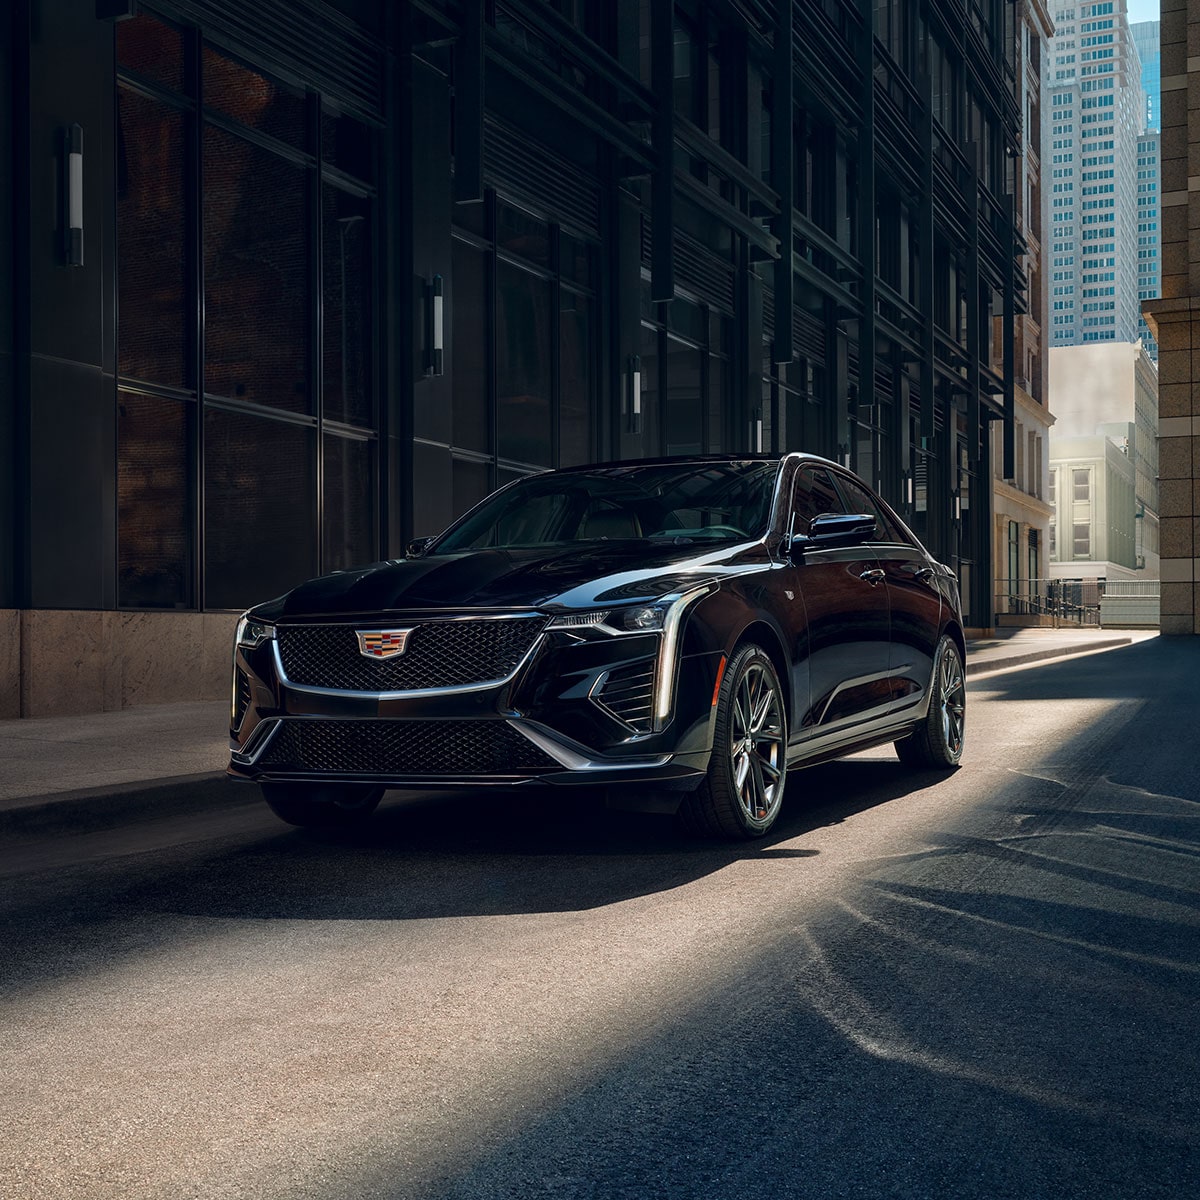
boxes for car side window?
[791,467,845,535]
[831,475,894,543]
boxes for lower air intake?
[259,719,559,776]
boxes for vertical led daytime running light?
[653,584,713,729]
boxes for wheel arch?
[727,620,793,726]
[941,618,966,668]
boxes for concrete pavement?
[0,626,1151,832]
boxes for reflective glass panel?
[322,186,372,427]
[203,46,307,149]
[497,261,552,466]
[323,433,375,572]
[452,238,489,453]
[204,126,310,413]
[559,291,591,467]
[117,14,184,92]
[118,89,187,387]
[118,392,191,608]
[204,407,316,609]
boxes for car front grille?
[276,615,548,692]
[594,658,657,731]
[259,719,560,776]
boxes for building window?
[450,194,598,513]
[1008,520,1020,590]
[1073,468,1090,501]
[1073,522,1090,558]
[641,295,731,458]
[116,13,379,610]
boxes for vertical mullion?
[191,30,205,610]
[551,225,561,468]
[487,191,497,490]
[312,92,324,574]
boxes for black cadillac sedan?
[229,454,965,839]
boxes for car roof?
[548,452,843,474]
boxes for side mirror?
[406,536,433,559]
[791,513,876,555]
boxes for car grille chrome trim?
[508,719,671,772]
[231,717,283,765]
[256,717,560,776]
[273,613,549,697]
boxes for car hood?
[252,540,770,620]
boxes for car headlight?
[549,585,713,729]
[547,605,667,635]
[235,614,275,649]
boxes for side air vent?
[593,659,657,732]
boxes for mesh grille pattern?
[596,659,657,730]
[260,719,559,776]
[276,617,547,692]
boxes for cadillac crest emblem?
[356,629,412,660]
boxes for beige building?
[993,0,1056,625]
[1141,0,1200,635]
[1047,341,1160,582]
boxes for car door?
[787,465,892,744]
[832,474,942,722]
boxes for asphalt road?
[2,637,1198,1200]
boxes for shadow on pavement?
[106,757,949,923]
[355,637,1199,1199]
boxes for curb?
[965,636,1132,678]
[0,773,251,837]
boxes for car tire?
[894,635,965,769]
[261,782,385,829]
[679,643,788,840]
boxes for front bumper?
[228,617,722,791]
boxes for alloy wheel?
[940,649,966,756]
[729,662,785,825]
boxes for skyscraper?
[1131,21,1161,362]
[1137,130,1161,361]
[1131,20,1161,133]
[1043,0,1146,347]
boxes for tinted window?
[831,474,890,542]
[791,467,844,534]
[433,461,778,552]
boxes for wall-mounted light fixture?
[65,124,84,267]
[905,473,914,507]
[953,493,962,522]
[627,354,641,434]
[754,413,763,453]
[426,274,444,376]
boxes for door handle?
[859,568,886,585]
[913,567,935,581]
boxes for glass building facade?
[0,0,1031,713]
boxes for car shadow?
[114,757,951,923]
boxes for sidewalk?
[0,626,1153,832]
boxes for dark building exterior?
[1,0,1026,715]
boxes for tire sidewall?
[714,645,788,835]
[932,637,965,764]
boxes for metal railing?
[994,578,1102,626]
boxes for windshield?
[430,461,780,554]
